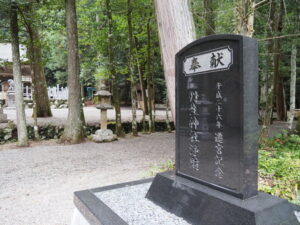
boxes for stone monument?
[91,84,117,143]
[71,35,300,225]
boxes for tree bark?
[60,0,85,143]
[10,1,29,147]
[203,0,215,35]
[127,0,138,136]
[165,93,171,132]
[259,47,267,121]
[106,0,124,137]
[146,18,154,132]
[288,42,297,129]
[288,1,299,130]
[296,116,300,134]
[154,0,196,120]
[273,0,286,121]
[25,5,52,118]
[234,0,255,37]
[134,37,147,132]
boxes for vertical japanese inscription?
[189,90,200,170]
[214,82,224,179]
[177,35,258,198]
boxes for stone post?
[100,110,107,130]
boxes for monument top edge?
[176,34,256,57]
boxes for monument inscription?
[183,46,233,75]
[175,34,258,199]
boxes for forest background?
[0,0,299,204]
[0,0,299,142]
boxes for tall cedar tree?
[273,0,286,121]
[234,0,255,37]
[290,0,300,131]
[134,36,147,132]
[154,0,196,120]
[20,4,52,117]
[127,0,138,136]
[146,17,155,132]
[105,0,124,137]
[260,0,279,139]
[60,0,85,143]
[10,1,29,146]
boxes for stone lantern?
[92,84,117,142]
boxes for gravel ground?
[0,132,175,225]
[96,183,191,225]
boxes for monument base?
[73,178,191,225]
[146,171,300,225]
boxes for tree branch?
[17,6,31,33]
[254,0,269,9]
[259,33,300,41]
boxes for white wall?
[0,43,27,62]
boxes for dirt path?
[0,132,175,225]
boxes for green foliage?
[0,121,17,143]
[259,132,300,204]
[148,159,175,177]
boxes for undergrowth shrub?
[0,121,175,144]
[259,131,300,205]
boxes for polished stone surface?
[175,35,258,199]
[146,172,300,225]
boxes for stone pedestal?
[92,129,117,143]
[72,173,300,225]
[146,172,300,225]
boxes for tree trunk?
[288,1,299,129]
[234,0,255,37]
[106,0,124,137]
[146,18,154,132]
[10,1,29,147]
[259,0,278,140]
[288,42,297,129]
[134,38,147,132]
[165,94,171,132]
[296,117,300,134]
[203,0,215,35]
[259,46,268,121]
[273,0,286,121]
[154,0,196,120]
[127,0,138,136]
[60,0,85,143]
[25,5,52,118]
[31,71,40,140]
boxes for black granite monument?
[73,34,300,225]
[146,34,300,225]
